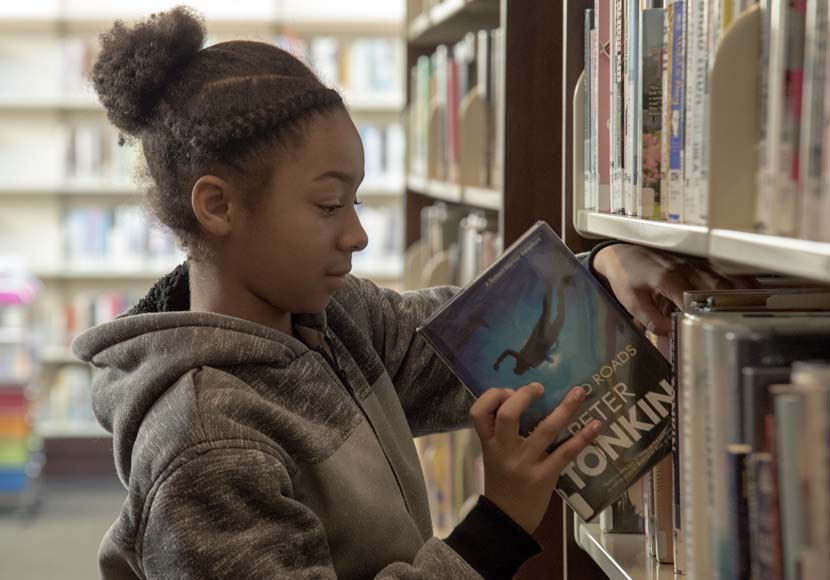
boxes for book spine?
[823,3,830,242]
[747,453,777,580]
[611,0,627,214]
[670,313,686,574]
[774,392,804,580]
[680,316,714,578]
[586,10,596,210]
[654,454,675,564]
[726,444,752,580]
[597,0,613,212]
[592,21,601,210]
[667,1,686,223]
[624,0,641,216]
[639,8,666,219]
[766,0,807,237]
[660,3,674,221]
[756,0,773,231]
[798,0,828,241]
[683,0,708,225]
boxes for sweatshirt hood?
[71,263,327,484]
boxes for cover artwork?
[418,221,673,521]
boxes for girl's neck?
[188,259,293,337]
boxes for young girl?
[73,7,738,579]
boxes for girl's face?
[229,108,369,315]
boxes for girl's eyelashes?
[319,198,363,216]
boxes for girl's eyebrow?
[314,170,360,186]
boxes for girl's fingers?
[493,383,544,441]
[542,420,603,476]
[525,386,586,458]
[470,388,514,441]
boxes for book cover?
[417,221,673,522]
[670,312,686,574]
[639,7,665,219]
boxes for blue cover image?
[418,221,673,520]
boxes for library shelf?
[408,0,500,46]
[37,419,109,439]
[575,521,679,580]
[576,210,710,257]
[709,229,830,284]
[0,17,401,36]
[34,267,177,282]
[407,175,502,209]
[0,93,404,115]
[462,185,501,210]
[0,183,140,197]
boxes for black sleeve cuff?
[444,496,542,580]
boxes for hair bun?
[91,6,205,135]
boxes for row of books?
[409,27,504,190]
[51,34,402,103]
[63,205,184,271]
[277,35,403,99]
[582,0,830,243]
[419,202,500,288]
[673,290,830,579]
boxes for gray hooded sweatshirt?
[72,264,543,580]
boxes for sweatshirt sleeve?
[138,447,486,580]
[349,277,473,436]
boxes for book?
[684,2,709,225]
[798,0,828,242]
[597,0,613,212]
[585,9,596,210]
[611,0,627,214]
[666,1,686,223]
[417,221,673,522]
[746,452,777,580]
[624,0,640,217]
[725,444,752,580]
[639,7,665,219]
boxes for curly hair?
[90,6,344,260]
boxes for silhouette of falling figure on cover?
[493,275,573,375]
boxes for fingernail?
[570,387,586,402]
[646,320,656,333]
[589,420,603,433]
[535,382,545,395]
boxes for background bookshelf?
[0,0,407,480]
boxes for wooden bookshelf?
[408,0,500,46]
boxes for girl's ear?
[191,175,237,237]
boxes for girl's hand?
[592,243,756,335]
[470,383,601,534]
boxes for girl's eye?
[320,205,343,216]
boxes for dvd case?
[417,221,672,521]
